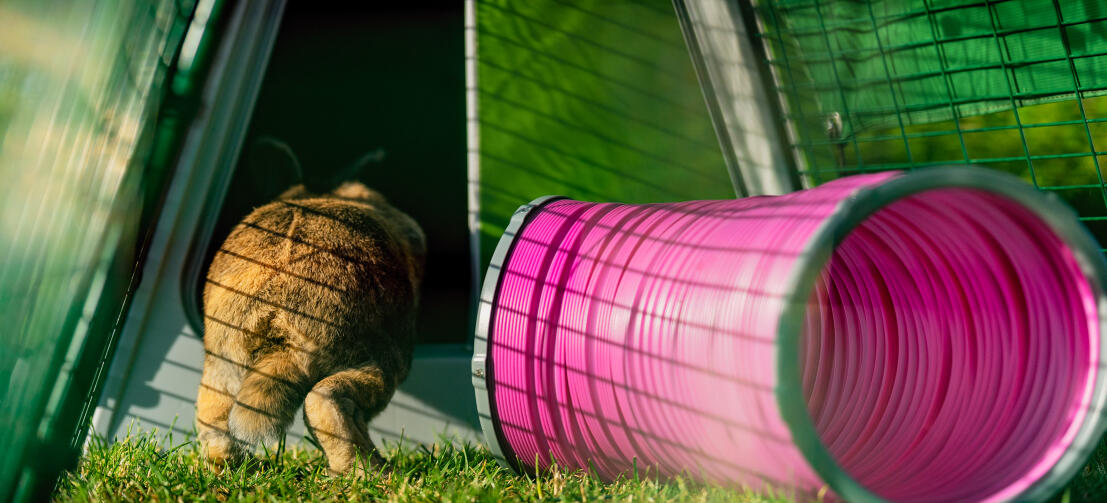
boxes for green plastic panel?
[0,1,196,500]
[474,0,734,271]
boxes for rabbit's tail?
[227,348,311,447]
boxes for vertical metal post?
[465,0,482,339]
[674,0,801,195]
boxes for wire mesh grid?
[751,0,1107,249]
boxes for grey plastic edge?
[472,195,568,471]
[671,0,748,198]
[672,0,800,196]
[465,0,482,337]
[775,166,1107,503]
[178,0,287,333]
[91,0,286,441]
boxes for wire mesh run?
[752,0,1107,249]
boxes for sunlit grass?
[50,427,1107,502]
[53,431,792,502]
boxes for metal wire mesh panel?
[0,1,196,499]
[753,0,1107,248]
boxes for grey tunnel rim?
[473,194,568,472]
[775,165,1107,503]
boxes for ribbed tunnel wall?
[474,168,1107,502]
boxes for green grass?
[52,431,792,502]
[52,429,1107,502]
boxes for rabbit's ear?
[349,147,386,169]
[322,147,386,189]
[250,136,304,181]
[245,136,305,201]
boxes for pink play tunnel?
[470,167,1107,502]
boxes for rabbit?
[195,180,425,476]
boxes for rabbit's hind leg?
[197,348,247,471]
[226,348,312,452]
[303,363,396,477]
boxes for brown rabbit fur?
[196,181,425,475]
